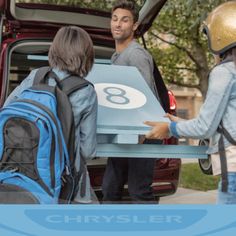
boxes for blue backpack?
[0,67,91,204]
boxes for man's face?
[111,8,138,42]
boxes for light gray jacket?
[170,61,236,154]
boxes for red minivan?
[0,0,181,201]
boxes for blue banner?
[0,205,235,236]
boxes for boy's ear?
[133,22,139,32]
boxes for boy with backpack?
[0,26,97,203]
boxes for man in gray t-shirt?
[102,0,158,203]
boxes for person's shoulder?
[130,41,148,52]
[72,81,95,97]
[128,41,152,58]
[210,61,235,83]
[28,68,39,77]
[211,61,235,76]
[130,41,142,48]
[20,68,39,84]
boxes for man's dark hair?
[112,0,139,23]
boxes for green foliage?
[149,0,229,96]
[16,0,145,11]
[179,163,219,191]
[16,0,112,9]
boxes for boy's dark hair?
[112,0,139,23]
[49,26,94,77]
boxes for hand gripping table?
[86,64,208,159]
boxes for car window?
[8,42,50,96]
[7,41,113,98]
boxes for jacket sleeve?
[71,84,97,161]
[173,65,234,139]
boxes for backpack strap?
[55,74,92,164]
[152,58,170,113]
[217,121,236,192]
[56,75,93,199]
[218,123,236,145]
[33,66,60,85]
[59,75,93,96]
[140,36,170,113]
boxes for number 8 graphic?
[103,87,130,105]
[95,83,147,109]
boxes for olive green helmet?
[203,1,236,55]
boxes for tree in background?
[16,0,144,11]
[149,0,228,98]
[16,0,112,9]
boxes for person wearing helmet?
[144,1,236,204]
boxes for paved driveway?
[160,187,217,204]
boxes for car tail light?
[168,90,177,111]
